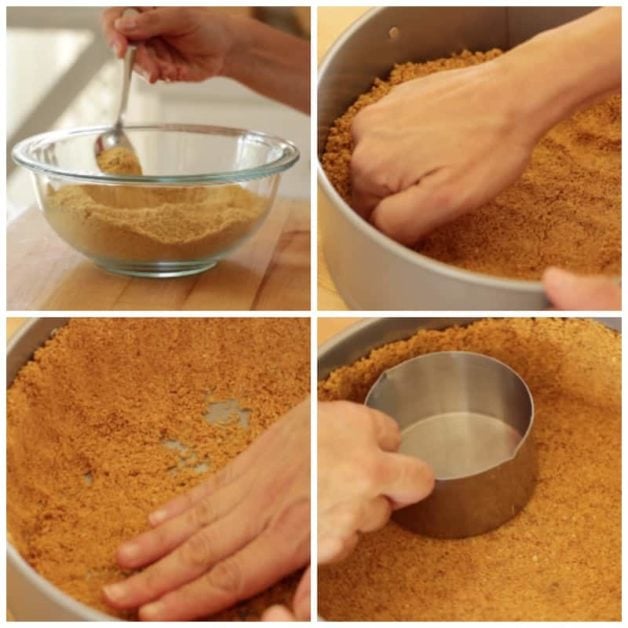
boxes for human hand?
[543,267,621,310]
[318,401,434,563]
[262,567,310,621]
[350,9,620,246]
[102,400,310,621]
[101,7,239,83]
[350,62,535,244]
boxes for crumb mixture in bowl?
[96,146,143,176]
[45,184,267,262]
[318,318,620,621]
[322,50,621,280]
[8,318,310,620]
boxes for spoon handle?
[114,8,139,127]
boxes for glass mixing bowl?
[12,124,299,278]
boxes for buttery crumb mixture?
[45,184,266,263]
[322,50,621,280]
[318,318,620,621]
[8,318,310,620]
[96,146,143,176]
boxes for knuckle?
[349,144,370,176]
[135,565,161,598]
[187,497,216,528]
[179,530,215,568]
[342,504,363,531]
[267,497,311,557]
[427,179,457,212]
[361,456,388,489]
[206,559,244,601]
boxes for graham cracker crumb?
[322,50,621,280]
[96,146,143,176]
[45,184,266,262]
[318,318,620,621]
[8,318,310,620]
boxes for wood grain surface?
[317,317,363,346]
[8,198,309,311]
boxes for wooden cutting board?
[8,198,309,311]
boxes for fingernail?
[141,600,165,620]
[115,16,138,30]
[103,582,127,602]
[113,42,123,57]
[149,509,167,525]
[118,541,140,561]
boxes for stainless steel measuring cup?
[365,351,537,538]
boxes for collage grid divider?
[3,1,627,624]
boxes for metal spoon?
[94,8,138,161]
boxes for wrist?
[220,15,256,82]
[492,8,620,141]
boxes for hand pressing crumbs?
[7,318,310,620]
[322,50,620,280]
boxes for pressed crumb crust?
[322,50,621,280]
[318,318,620,621]
[8,318,310,620]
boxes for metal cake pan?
[7,318,113,621]
[318,7,597,310]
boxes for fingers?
[318,531,358,565]
[543,267,621,310]
[148,466,233,527]
[148,438,259,526]
[377,452,435,508]
[358,495,392,532]
[117,482,245,570]
[371,173,455,245]
[317,498,390,565]
[134,44,161,84]
[113,7,194,41]
[137,526,307,621]
[103,506,256,611]
[365,406,401,452]
[292,566,311,620]
[262,605,295,621]
[101,7,127,58]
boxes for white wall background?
[7,7,310,221]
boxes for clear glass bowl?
[12,124,299,277]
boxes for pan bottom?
[400,412,522,479]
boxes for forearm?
[496,7,620,140]
[225,16,310,114]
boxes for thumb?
[114,8,195,39]
[379,453,435,509]
[371,179,454,245]
[543,267,621,310]
[292,566,311,620]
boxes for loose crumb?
[322,50,621,280]
[45,184,266,262]
[97,146,143,176]
[318,318,620,620]
[8,318,310,620]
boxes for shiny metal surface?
[94,8,138,160]
[318,7,596,310]
[366,351,536,537]
[318,318,621,539]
